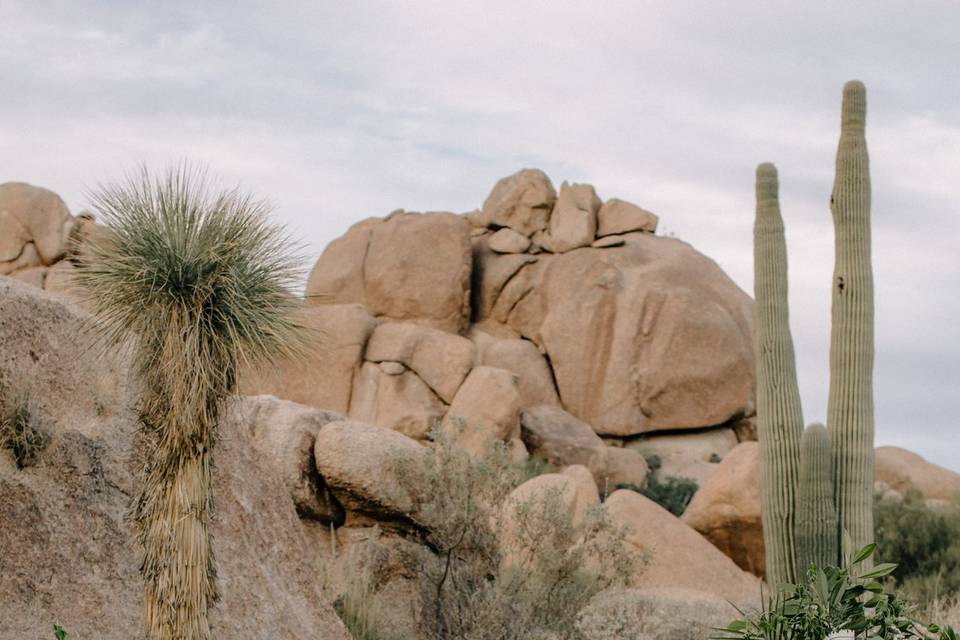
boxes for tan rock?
[306,212,472,333]
[520,405,608,484]
[591,234,626,248]
[471,329,559,408]
[8,265,47,288]
[576,587,738,640]
[875,446,960,501]
[488,227,532,253]
[348,362,446,440]
[541,181,600,253]
[531,233,754,435]
[240,303,375,414]
[441,366,521,456]
[364,322,475,403]
[378,361,405,375]
[228,395,345,524]
[601,447,650,493]
[0,209,30,262]
[470,234,539,321]
[625,427,738,485]
[0,182,72,264]
[0,241,41,276]
[682,442,764,578]
[604,489,762,603]
[596,198,658,236]
[43,260,80,301]
[313,420,425,530]
[481,168,557,237]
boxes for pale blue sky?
[2,1,958,470]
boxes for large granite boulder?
[440,366,521,456]
[479,168,556,236]
[348,362,446,439]
[875,446,960,502]
[0,182,72,270]
[0,279,349,639]
[305,211,473,334]
[682,442,764,578]
[474,231,754,435]
[520,405,608,484]
[604,489,762,604]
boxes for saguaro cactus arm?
[796,422,839,573]
[826,80,875,567]
[754,162,805,586]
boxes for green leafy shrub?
[0,385,50,469]
[875,490,960,600]
[391,429,635,640]
[618,475,699,516]
[715,544,958,640]
[53,624,67,640]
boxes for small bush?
[875,490,960,599]
[619,475,699,516]
[642,452,662,472]
[332,568,398,640]
[394,429,635,640]
[0,386,50,469]
[53,624,67,640]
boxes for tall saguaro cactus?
[827,80,875,565]
[753,162,805,586]
[796,423,839,573]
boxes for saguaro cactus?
[826,80,875,566]
[796,423,839,574]
[753,162,804,586]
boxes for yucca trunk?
[826,80,875,567]
[134,312,231,639]
[754,162,804,586]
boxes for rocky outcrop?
[875,446,960,502]
[479,168,556,236]
[0,279,349,639]
[682,442,764,578]
[441,366,521,456]
[0,182,72,270]
[625,426,739,485]
[306,211,473,333]
[471,327,560,408]
[349,362,446,439]
[241,303,376,415]
[604,489,762,604]
[596,198,658,237]
[520,405,609,484]
[540,182,600,253]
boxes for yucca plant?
[75,165,305,639]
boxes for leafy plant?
[53,624,67,639]
[618,475,699,516]
[75,165,305,640]
[0,385,50,469]
[715,544,958,640]
[874,490,960,599]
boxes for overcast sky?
[2,1,958,470]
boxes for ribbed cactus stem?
[754,162,804,586]
[796,423,839,574]
[827,80,875,568]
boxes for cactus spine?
[754,162,804,586]
[796,423,839,573]
[827,80,875,565]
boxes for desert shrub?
[395,429,635,640]
[619,475,699,516]
[875,490,960,600]
[53,624,67,640]
[715,544,958,640]
[642,452,662,472]
[0,385,50,469]
[332,567,398,640]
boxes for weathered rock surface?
[480,169,556,236]
[441,366,521,456]
[314,420,425,530]
[602,446,651,492]
[472,329,560,408]
[875,446,960,501]
[604,489,762,604]
[488,227,532,253]
[596,198,659,237]
[364,322,475,403]
[229,394,344,524]
[576,587,736,640]
[499,233,754,435]
[625,426,739,485]
[541,181,600,253]
[520,405,608,484]
[682,442,764,578]
[306,212,473,333]
[0,279,349,639]
[0,182,72,267]
[349,362,446,439]
[241,303,376,415]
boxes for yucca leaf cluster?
[75,165,304,639]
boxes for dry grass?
[0,385,49,469]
